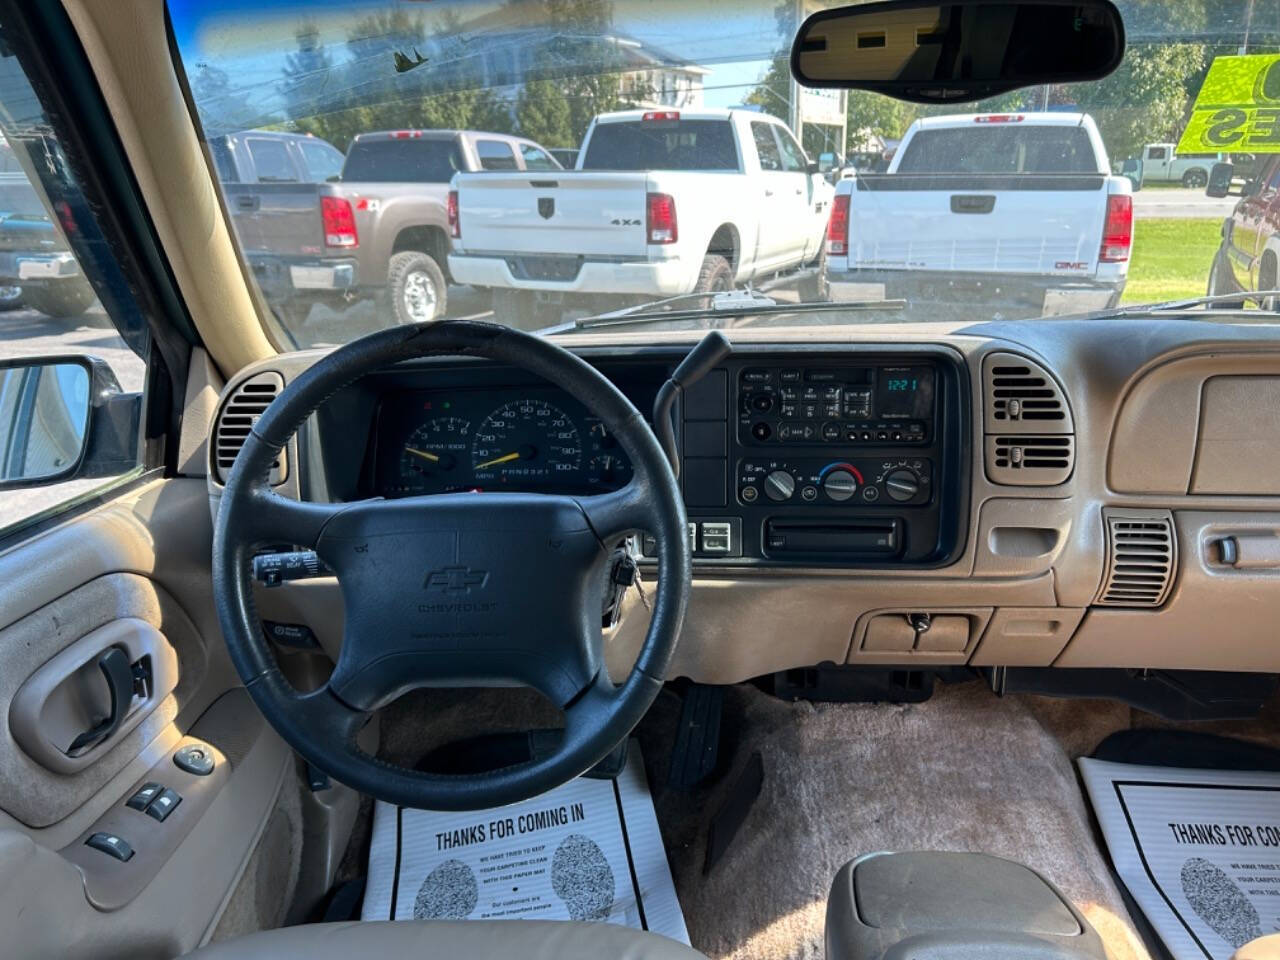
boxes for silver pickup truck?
[216,128,562,327]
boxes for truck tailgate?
[222,183,326,257]
[455,172,650,258]
[849,174,1108,276]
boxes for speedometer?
[472,399,582,485]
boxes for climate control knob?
[884,468,921,502]
[764,470,796,502]
[822,469,859,502]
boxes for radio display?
[875,366,934,419]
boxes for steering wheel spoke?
[577,481,653,544]
[244,487,345,548]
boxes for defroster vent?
[214,371,286,485]
[1095,509,1176,608]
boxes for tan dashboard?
[202,318,1280,684]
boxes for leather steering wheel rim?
[212,320,690,811]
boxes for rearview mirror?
[791,0,1126,105]
[0,356,138,489]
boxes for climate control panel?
[738,457,932,507]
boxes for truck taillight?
[646,192,678,244]
[827,194,850,256]
[321,196,358,249]
[448,190,460,239]
[1099,194,1132,262]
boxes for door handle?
[236,195,261,212]
[67,646,141,755]
[764,188,775,197]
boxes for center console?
[826,852,1107,960]
[661,347,967,568]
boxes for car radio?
[671,353,965,567]
[738,364,936,447]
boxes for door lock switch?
[126,782,163,811]
[145,788,182,822]
[86,832,134,862]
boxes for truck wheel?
[387,251,447,324]
[798,250,828,302]
[491,288,562,331]
[1207,247,1245,309]
[22,280,95,318]
[1182,168,1208,189]
[693,254,733,308]
[0,285,23,311]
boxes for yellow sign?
[1178,54,1280,154]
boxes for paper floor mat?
[361,741,689,944]
[1081,758,1280,960]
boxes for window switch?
[86,832,133,861]
[126,782,163,811]
[145,788,182,822]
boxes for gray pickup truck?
[0,135,97,317]
[217,128,562,327]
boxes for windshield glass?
[167,0,1277,345]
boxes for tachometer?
[472,399,582,485]
[397,416,471,493]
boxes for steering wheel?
[212,320,690,811]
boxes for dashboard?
[219,320,1280,684]
[306,346,966,569]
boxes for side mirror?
[806,160,821,175]
[0,356,138,489]
[1241,177,1263,199]
[1206,161,1234,198]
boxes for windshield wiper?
[577,289,774,325]
[1115,289,1280,314]
[574,294,905,331]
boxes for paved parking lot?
[1132,188,1236,220]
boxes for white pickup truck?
[825,112,1132,317]
[447,108,833,326]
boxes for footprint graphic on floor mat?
[551,834,616,920]
[414,858,479,919]
[1180,857,1263,948]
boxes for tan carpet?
[649,681,1151,960]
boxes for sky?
[168,0,785,127]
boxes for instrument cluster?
[372,389,633,497]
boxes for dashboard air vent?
[982,352,1073,434]
[214,371,286,485]
[984,435,1074,486]
[1095,509,1176,608]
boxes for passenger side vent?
[983,353,1073,433]
[214,372,287,485]
[984,435,1075,486]
[1095,509,1176,608]
[983,352,1075,486]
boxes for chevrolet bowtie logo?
[424,565,489,593]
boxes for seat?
[182,919,708,960]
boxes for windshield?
[168,0,1278,346]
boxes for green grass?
[1121,218,1222,305]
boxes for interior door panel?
[0,477,300,958]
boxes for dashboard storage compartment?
[826,851,1106,960]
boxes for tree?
[1068,42,1207,164]
[191,63,259,135]
[517,73,574,146]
